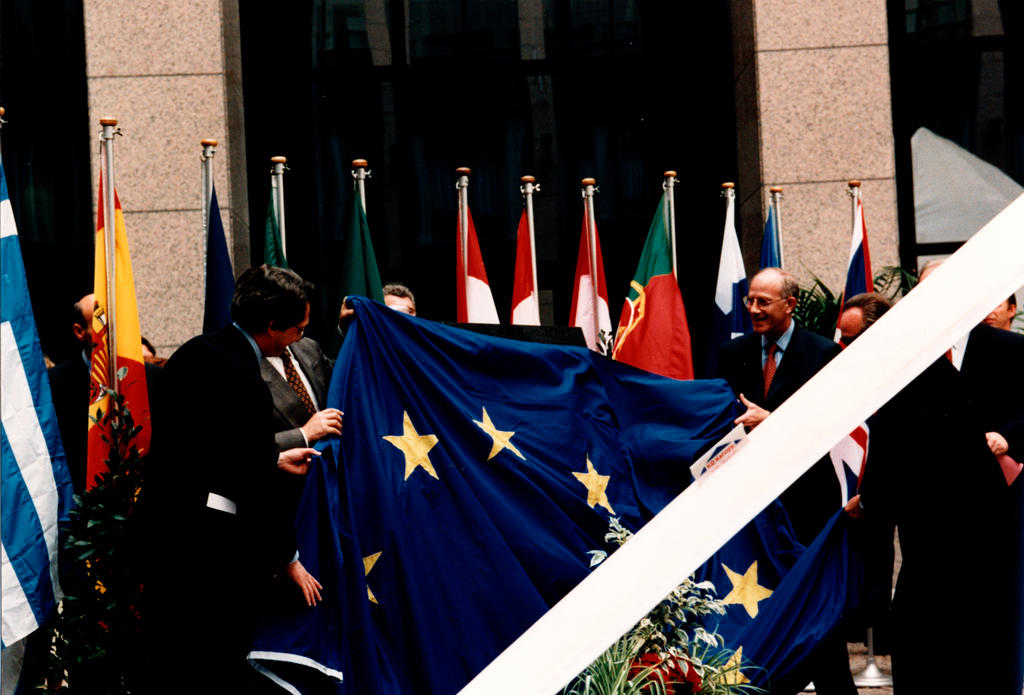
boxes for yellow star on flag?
[363,551,382,604]
[473,407,525,461]
[382,411,439,481]
[722,646,750,684]
[572,455,614,514]
[721,560,773,618]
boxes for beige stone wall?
[732,0,899,292]
[83,0,247,355]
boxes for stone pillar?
[731,0,899,290]
[83,0,248,355]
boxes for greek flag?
[1,162,74,651]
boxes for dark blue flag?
[696,509,863,692]
[202,186,234,334]
[759,204,782,269]
[248,297,742,693]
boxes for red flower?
[628,654,702,694]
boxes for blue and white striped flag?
[1,162,74,653]
[707,187,751,374]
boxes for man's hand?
[301,408,343,444]
[286,559,323,607]
[986,431,1009,456]
[843,493,863,521]
[734,393,771,430]
[338,297,355,327]
[278,447,321,476]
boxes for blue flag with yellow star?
[247,296,743,693]
[694,507,864,691]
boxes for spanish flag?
[86,174,150,489]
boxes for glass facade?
[239,1,738,360]
[0,0,94,362]
[889,0,1022,266]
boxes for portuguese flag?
[611,193,694,379]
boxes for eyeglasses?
[742,296,787,309]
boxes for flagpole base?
[852,661,893,688]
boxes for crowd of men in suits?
[46,261,1019,693]
[716,265,1023,694]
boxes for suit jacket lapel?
[290,340,329,407]
[261,358,308,429]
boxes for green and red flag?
[612,193,694,379]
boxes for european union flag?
[696,508,863,692]
[248,297,742,693]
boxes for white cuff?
[206,492,237,515]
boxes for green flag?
[264,196,288,268]
[340,197,384,302]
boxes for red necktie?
[763,343,778,398]
[281,350,316,418]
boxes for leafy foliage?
[567,519,764,695]
[38,383,147,694]
[794,265,919,338]
[792,274,840,339]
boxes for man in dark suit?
[716,267,853,695]
[262,337,340,452]
[715,267,843,545]
[144,266,322,693]
[841,293,1014,692]
[919,263,1024,468]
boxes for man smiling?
[714,268,853,695]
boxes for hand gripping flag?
[510,210,540,325]
[456,207,499,323]
[708,192,751,373]
[1,163,75,650]
[339,193,384,305]
[612,192,694,379]
[203,185,234,334]
[569,205,611,352]
[247,297,745,693]
[86,175,150,489]
[834,196,872,340]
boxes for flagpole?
[457,167,471,312]
[721,182,737,274]
[770,186,784,268]
[352,158,370,216]
[520,175,540,310]
[201,139,217,301]
[0,107,6,159]
[582,178,600,348]
[272,155,288,262]
[848,180,861,240]
[663,171,678,279]
[100,117,119,395]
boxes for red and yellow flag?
[86,174,150,488]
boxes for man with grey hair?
[716,267,854,695]
[383,282,416,316]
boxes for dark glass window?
[0,0,93,361]
[240,1,737,368]
[889,0,1022,267]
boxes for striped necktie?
[281,349,316,417]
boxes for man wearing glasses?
[715,267,854,695]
